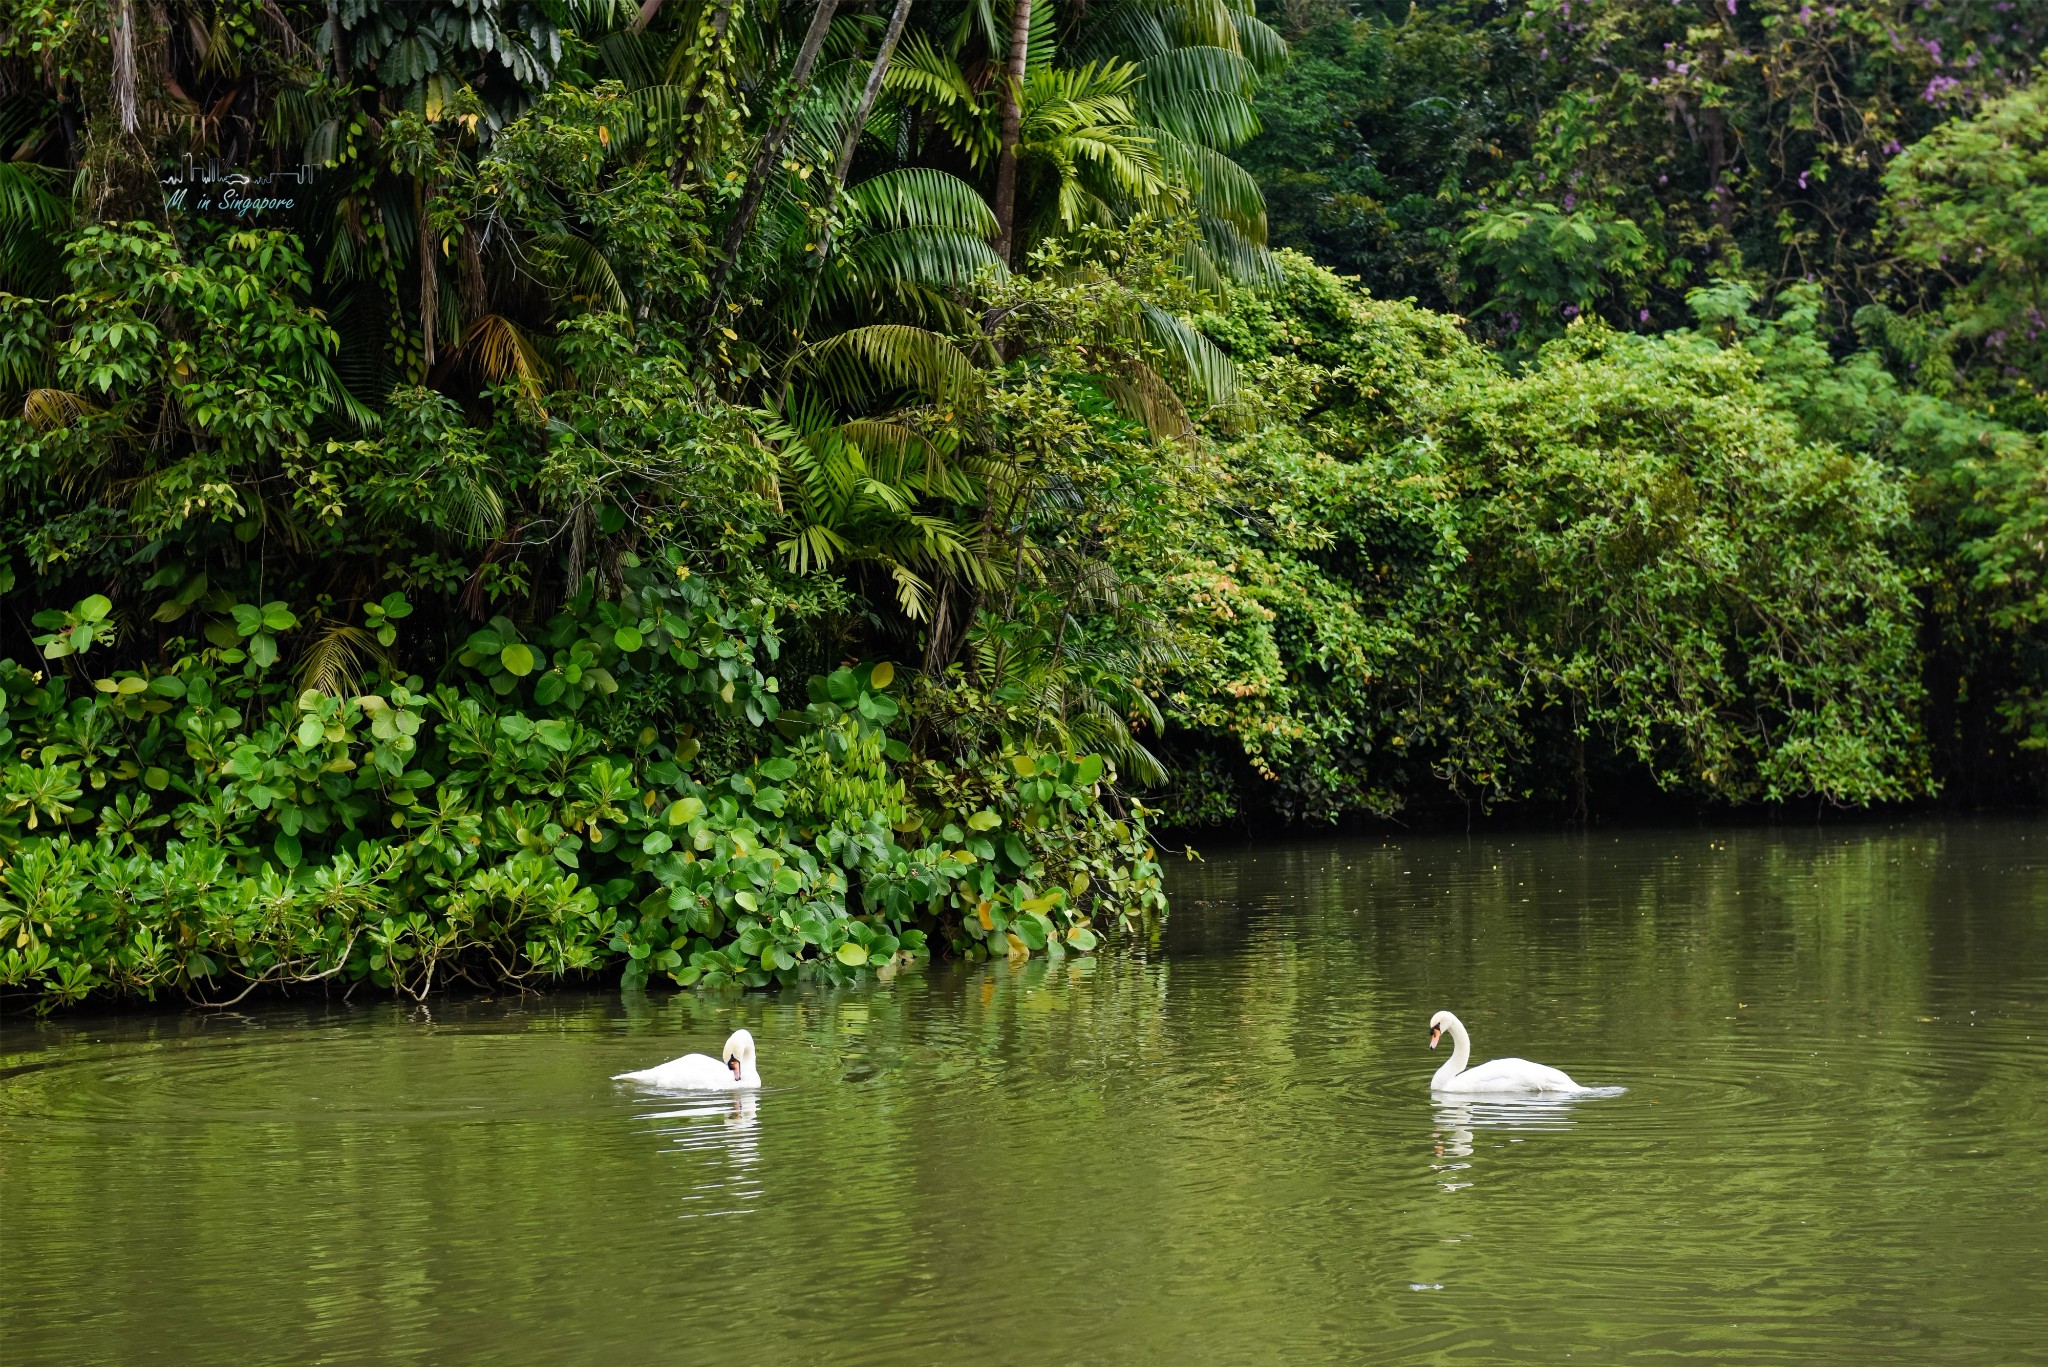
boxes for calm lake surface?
[5,818,2046,1363]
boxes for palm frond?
[779,520,854,575]
[795,324,985,402]
[1074,1,1172,61]
[460,314,552,411]
[297,622,388,697]
[1149,0,1243,51]
[834,227,1008,296]
[845,167,999,237]
[1141,303,1236,403]
[884,34,998,165]
[1134,47,1260,150]
[1230,10,1288,76]
[1152,128,1266,237]
[1199,211,1280,288]
[24,389,100,430]
[884,560,935,619]
[595,26,666,87]
[1091,364,1195,442]
[308,350,383,432]
[531,233,631,315]
[1025,0,1058,75]
[0,161,66,231]
[885,33,982,110]
[1174,238,1229,302]
[840,419,976,500]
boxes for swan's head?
[1428,1010,1456,1050]
[721,1029,755,1081]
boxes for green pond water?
[4,818,2046,1363]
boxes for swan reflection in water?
[631,1090,762,1218]
[1429,1096,1583,1186]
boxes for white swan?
[614,1029,761,1090]
[1427,1010,1583,1093]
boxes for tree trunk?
[704,0,844,312]
[418,180,440,366]
[110,0,139,135]
[790,0,915,344]
[991,0,1031,264]
[831,0,914,193]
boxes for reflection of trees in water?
[1167,821,2048,1045]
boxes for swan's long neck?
[1432,1016,1472,1089]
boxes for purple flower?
[1797,171,1809,189]
[1725,0,1737,12]
[1563,193,1576,210]
[1563,305,1580,318]
[1639,308,1651,322]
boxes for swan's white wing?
[1437,1057,1582,1093]
[614,1051,736,1089]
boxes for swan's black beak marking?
[1429,1026,1441,1049]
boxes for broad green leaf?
[500,643,536,676]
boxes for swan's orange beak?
[1429,1025,1442,1049]
[727,1057,741,1079]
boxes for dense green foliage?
[1241,0,2048,337]
[1,0,2043,1007]
[1148,253,1931,824]
[1230,0,2048,797]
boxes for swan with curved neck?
[1427,1010,1582,1093]
[614,1029,762,1090]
